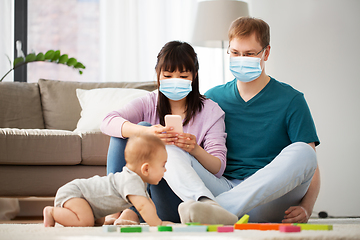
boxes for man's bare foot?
[114,209,140,225]
[43,206,55,227]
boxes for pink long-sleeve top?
[100,91,227,178]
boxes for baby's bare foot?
[43,206,55,227]
[104,212,121,225]
[113,209,140,225]
[114,219,139,225]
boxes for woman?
[100,41,238,224]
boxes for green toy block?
[158,225,173,232]
[294,224,333,231]
[235,214,249,224]
[185,222,201,225]
[120,226,142,233]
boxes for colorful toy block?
[207,224,223,232]
[140,225,150,232]
[279,225,301,233]
[217,226,234,232]
[173,225,208,232]
[234,223,291,231]
[236,214,249,224]
[120,226,142,233]
[102,225,117,232]
[185,222,201,225]
[234,223,258,230]
[294,224,333,231]
[157,225,173,232]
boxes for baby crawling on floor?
[43,133,172,227]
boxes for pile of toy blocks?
[102,214,333,233]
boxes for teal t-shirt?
[205,77,319,180]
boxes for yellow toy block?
[207,224,223,232]
[294,224,333,231]
[235,214,249,224]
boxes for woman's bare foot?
[104,212,121,225]
[114,209,140,225]
[43,206,55,227]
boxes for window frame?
[14,0,27,82]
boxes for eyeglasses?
[227,45,267,57]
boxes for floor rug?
[1,218,360,240]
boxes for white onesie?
[54,166,149,220]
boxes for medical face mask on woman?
[159,78,192,101]
[229,53,264,83]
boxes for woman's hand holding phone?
[146,115,197,151]
[145,124,178,144]
[174,132,197,153]
[164,115,197,152]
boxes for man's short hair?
[228,17,270,48]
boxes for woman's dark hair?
[155,41,205,126]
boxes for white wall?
[248,0,360,216]
[0,0,14,82]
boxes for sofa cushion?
[75,88,149,132]
[38,79,157,131]
[0,128,81,165]
[80,131,110,166]
[0,82,45,129]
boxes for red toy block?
[279,225,301,232]
[217,226,234,232]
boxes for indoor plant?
[1,50,85,82]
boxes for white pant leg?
[191,155,234,197]
[163,145,217,201]
[216,142,317,219]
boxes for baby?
[43,133,169,227]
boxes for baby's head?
[124,134,167,185]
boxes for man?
[203,17,320,223]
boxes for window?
[27,0,100,83]
[6,0,227,93]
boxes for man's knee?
[288,142,317,171]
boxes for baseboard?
[18,197,54,217]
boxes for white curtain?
[99,0,227,93]
[0,0,14,82]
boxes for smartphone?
[165,115,183,133]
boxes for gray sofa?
[0,79,157,197]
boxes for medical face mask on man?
[159,78,192,101]
[229,53,265,83]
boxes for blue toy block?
[172,225,208,232]
[102,225,117,232]
[140,225,150,232]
